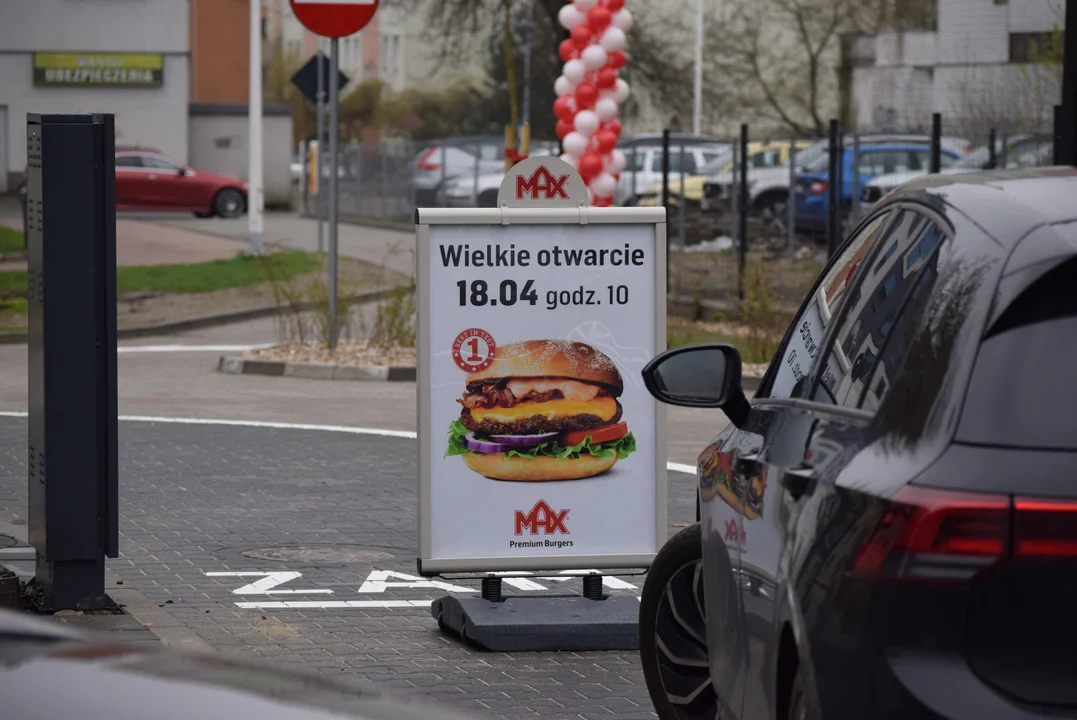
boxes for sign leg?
[328,37,340,350]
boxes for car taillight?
[416,148,440,171]
[808,180,828,194]
[1013,498,1077,558]
[850,486,1008,582]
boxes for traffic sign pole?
[316,50,325,255]
[328,37,340,350]
[248,0,264,255]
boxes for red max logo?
[725,519,746,544]
[514,500,570,535]
[516,166,569,200]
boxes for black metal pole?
[988,128,997,170]
[738,123,748,301]
[661,128,671,212]
[930,113,942,174]
[827,119,840,259]
[1060,0,1076,165]
[1054,105,1064,165]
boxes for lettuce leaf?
[445,419,637,461]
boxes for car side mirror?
[178,166,189,176]
[641,343,751,428]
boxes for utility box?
[26,113,118,611]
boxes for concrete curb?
[0,287,403,346]
[218,355,417,382]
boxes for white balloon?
[600,27,626,53]
[613,78,631,103]
[574,110,600,136]
[611,8,634,32]
[607,150,627,174]
[595,96,619,121]
[560,152,580,169]
[581,45,608,71]
[573,0,598,11]
[558,4,585,30]
[554,75,576,97]
[563,132,589,156]
[563,59,587,84]
[591,172,617,198]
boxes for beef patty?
[460,402,623,436]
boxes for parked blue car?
[794,143,961,233]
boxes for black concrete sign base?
[431,594,640,652]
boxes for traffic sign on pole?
[290,0,380,38]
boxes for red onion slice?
[487,431,560,446]
[464,433,516,454]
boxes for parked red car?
[16,149,248,219]
[115,149,248,218]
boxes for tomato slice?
[561,421,628,448]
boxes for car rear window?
[957,257,1077,449]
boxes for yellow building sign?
[34,53,164,88]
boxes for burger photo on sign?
[446,340,636,481]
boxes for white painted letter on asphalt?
[357,570,476,594]
[205,571,333,595]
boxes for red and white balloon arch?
[553,0,632,207]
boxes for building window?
[1010,31,1064,63]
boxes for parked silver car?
[412,136,507,206]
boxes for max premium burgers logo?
[511,500,573,550]
[446,339,636,482]
[516,166,570,200]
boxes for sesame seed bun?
[462,452,618,482]
[466,340,623,395]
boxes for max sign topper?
[497,156,590,209]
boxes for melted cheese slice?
[471,396,617,424]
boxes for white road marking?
[0,412,696,474]
[236,600,432,610]
[357,570,476,594]
[117,344,273,354]
[205,570,333,595]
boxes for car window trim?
[754,207,900,399]
[804,201,956,408]
[751,396,872,421]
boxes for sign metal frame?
[415,203,668,576]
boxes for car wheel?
[477,189,499,208]
[787,666,820,720]
[640,523,717,720]
[193,211,213,219]
[214,188,246,219]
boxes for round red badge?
[452,328,496,373]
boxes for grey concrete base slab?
[218,356,416,383]
[431,594,640,652]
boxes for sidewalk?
[0,216,248,270]
[144,212,415,277]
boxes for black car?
[0,609,476,719]
[639,167,1077,720]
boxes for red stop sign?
[290,0,380,38]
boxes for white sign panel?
[416,160,667,574]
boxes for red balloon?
[553,95,575,121]
[579,152,604,181]
[595,131,617,154]
[597,68,618,90]
[607,50,627,70]
[588,6,612,32]
[571,25,593,49]
[593,196,613,207]
[555,119,574,139]
[559,39,578,62]
[606,0,625,9]
[605,119,623,137]
[575,82,598,109]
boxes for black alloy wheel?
[640,523,718,720]
[214,188,246,219]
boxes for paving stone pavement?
[0,417,698,720]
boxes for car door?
[139,155,193,208]
[743,207,953,720]
[725,209,898,720]
[114,154,148,209]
